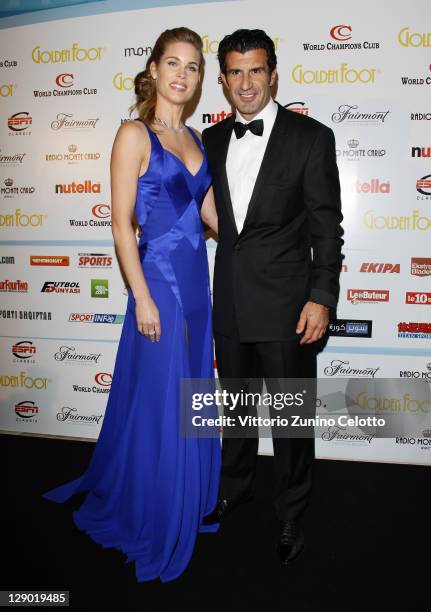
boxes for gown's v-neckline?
[148,123,204,178]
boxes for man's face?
[221,48,276,120]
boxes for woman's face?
[150,41,201,106]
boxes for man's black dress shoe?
[276,520,304,565]
[202,494,252,525]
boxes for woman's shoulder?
[115,118,150,150]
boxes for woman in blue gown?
[42,27,221,583]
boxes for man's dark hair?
[217,29,277,75]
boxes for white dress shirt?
[226,98,278,234]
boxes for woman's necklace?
[154,115,185,134]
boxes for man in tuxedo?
[202,29,343,564]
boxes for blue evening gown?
[42,121,221,582]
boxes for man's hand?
[296,301,329,344]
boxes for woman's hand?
[135,296,161,342]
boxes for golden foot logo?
[32,43,105,64]
[292,63,379,84]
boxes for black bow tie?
[233,119,264,139]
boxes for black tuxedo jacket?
[202,101,343,342]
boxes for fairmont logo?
[323,359,380,378]
[360,263,400,273]
[51,113,99,131]
[55,180,100,194]
[347,289,389,304]
[332,104,390,125]
[0,150,26,165]
[344,179,390,193]
[54,345,102,364]
[56,406,103,425]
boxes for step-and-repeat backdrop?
[1,0,430,464]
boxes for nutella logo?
[344,178,390,193]
[411,258,431,277]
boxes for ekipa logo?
[330,25,352,41]
[15,401,39,418]
[92,203,111,218]
[284,101,309,115]
[95,372,112,387]
[7,112,32,132]
[360,263,400,273]
[55,73,74,88]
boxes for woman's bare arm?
[110,121,161,341]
